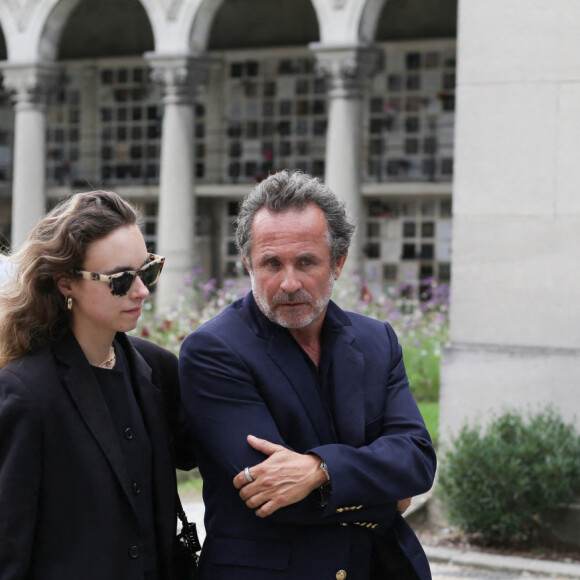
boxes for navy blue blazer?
[179,292,436,580]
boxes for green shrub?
[437,407,580,545]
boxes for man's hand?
[233,435,327,518]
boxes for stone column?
[440,1,580,444]
[439,2,580,542]
[0,63,60,248]
[146,53,210,312]
[310,44,380,277]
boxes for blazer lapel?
[329,326,366,447]
[246,293,366,447]
[120,335,176,550]
[54,332,137,512]
[244,292,336,445]
[266,329,336,445]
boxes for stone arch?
[0,24,7,60]
[189,0,319,51]
[58,0,154,59]
[374,0,457,41]
[359,0,388,43]
[0,1,20,58]
[38,0,84,61]
[38,0,156,62]
[187,0,223,52]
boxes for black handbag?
[172,494,202,580]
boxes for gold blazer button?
[336,570,347,580]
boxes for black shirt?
[92,342,157,576]
[298,316,341,442]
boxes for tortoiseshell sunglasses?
[75,253,165,296]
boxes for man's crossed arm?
[233,435,411,518]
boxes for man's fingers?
[254,500,278,518]
[235,482,282,517]
[232,435,286,489]
[233,466,258,489]
[247,493,284,518]
[247,434,285,456]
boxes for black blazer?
[0,330,195,580]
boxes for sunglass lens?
[111,272,135,296]
[139,260,163,288]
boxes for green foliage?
[418,401,439,447]
[333,277,448,403]
[437,407,580,545]
[401,338,441,402]
[177,469,204,499]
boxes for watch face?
[317,461,332,507]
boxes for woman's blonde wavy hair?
[0,190,139,368]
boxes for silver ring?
[243,467,254,483]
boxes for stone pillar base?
[440,342,580,446]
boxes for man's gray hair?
[235,170,356,267]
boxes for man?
[179,170,436,579]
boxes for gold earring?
[66,297,73,311]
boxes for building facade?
[0,0,457,309]
[1,0,579,540]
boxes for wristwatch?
[318,460,332,507]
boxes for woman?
[0,190,195,579]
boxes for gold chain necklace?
[98,346,116,369]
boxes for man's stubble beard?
[250,270,335,329]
